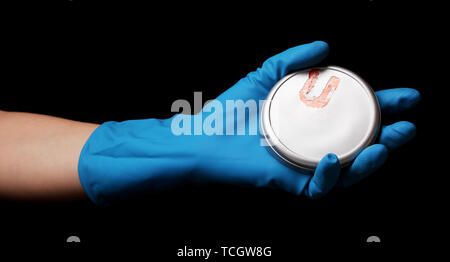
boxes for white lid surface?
[262,66,380,170]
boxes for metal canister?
[261,66,380,172]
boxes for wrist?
[78,117,198,206]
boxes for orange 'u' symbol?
[299,69,340,108]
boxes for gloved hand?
[78,41,420,206]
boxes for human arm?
[0,41,420,205]
[0,110,97,200]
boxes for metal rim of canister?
[260,65,381,172]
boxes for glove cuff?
[78,117,196,206]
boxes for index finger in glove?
[244,41,330,91]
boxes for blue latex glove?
[78,41,420,206]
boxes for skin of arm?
[0,110,98,201]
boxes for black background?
[0,0,444,256]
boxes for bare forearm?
[0,110,99,201]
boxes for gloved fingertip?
[393,121,416,139]
[324,152,339,163]
[399,88,421,107]
[317,153,340,179]
[310,40,329,51]
[376,88,421,114]
[367,144,389,166]
[351,144,388,175]
[380,121,416,151]
[307,153,340,199]
[410,88,421,103]
[396,120,417,137]
[285,41,330,64]
[338,144,388,188]
[306,40,330,58]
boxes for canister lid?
[261,66,380,171]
